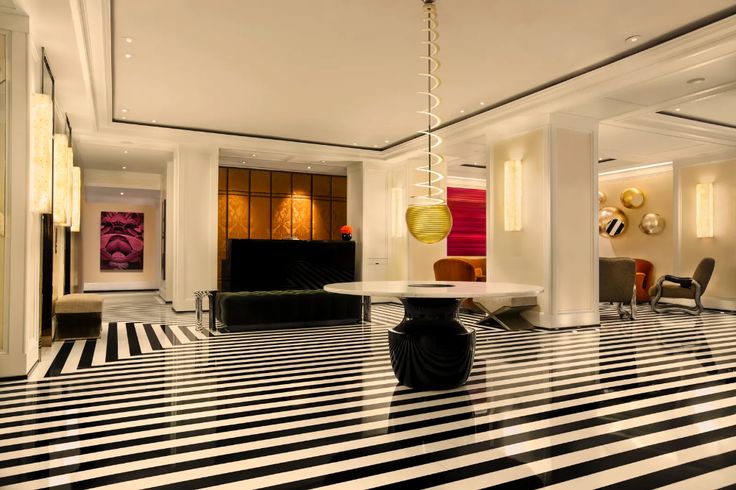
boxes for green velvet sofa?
[215,290,361,331]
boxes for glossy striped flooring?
[1,293,735,488]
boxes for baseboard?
[84,282,159,291]
[525,309,600,329]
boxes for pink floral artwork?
[100,211,144,271]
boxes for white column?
[1,17,34,377]
[489,114,599,328]
[170,145,218,312]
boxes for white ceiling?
[15,0,736,179]
[111,0,736,148]
[74,141,171,174]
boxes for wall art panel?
[100,211,144,271]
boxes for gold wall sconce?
[598,206,628,238]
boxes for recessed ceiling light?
[373,145,378,148]
[251,153,256,157]
[674,107,681,112]
[384,140,389,144]
[625,35,641,43]
[479,101,485,106]
[151,119,157,123]
[321,160,326,163]
[353,143,358,146]
[459,110,465,114]
[307,165,312,169]
[124,53,133,59]
[120,192,125,196]
[121,108,128,113]
[124,37,133,43]
[121,116,127,120]
[241,160,246,164]
[687,77,706,84]
[122,166,127,170]
[123,150,128,154]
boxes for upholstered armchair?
[634,259,654,303]
[433,258,481,312]
[599,257,637,320]
[649,258,715,315]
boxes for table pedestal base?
[388,297,476,390]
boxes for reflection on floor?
[1,293,735,488]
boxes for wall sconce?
[64,146,74,227]
[53,133,69,225]
[696,182,714,238]
[71,166,81,232]
[504,159,522,231]
[31,93,53,213]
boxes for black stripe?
[105,323,117,362]
[44,342,74,378]
[601,448,736,489]
[159,324,182,346]
[176,324,199,342]
[77,339,96,369]
[143,324,163,350]
[126,323,142,356]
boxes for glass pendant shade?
[71,166,81,232]
[53,133,69,225]
[406,203,453,244]
[30,93,53,213]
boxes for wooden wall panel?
[312,199,331,240]
[250,196,271,239]
[332,176,347,198]
[292,173,311,196]
[292,197,311,240]
[271,197,292,239]
[250,170,271,194]
[227,195,249,239]
[313,175,331,198]
[331,201,347,240]
[218,168,349,286]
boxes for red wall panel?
[447,187,486,256]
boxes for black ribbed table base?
[388,297,475,390]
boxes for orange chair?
[634,259,654,303]
[433,258,481,312]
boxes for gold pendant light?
[405,0,452,244]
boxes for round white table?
[324,281,544,390]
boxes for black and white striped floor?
[1,293,735,488]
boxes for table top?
[324,281,544,299]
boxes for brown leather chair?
[433,258,481,311]
[649,258,715,315]
[599,257,637,320]
[634,259,654,303]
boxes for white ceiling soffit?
[84,186,160,205]
[660,88,736,128]
[74,140,171,174]
[111,0,736,149]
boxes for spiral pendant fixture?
[405,0,453,244]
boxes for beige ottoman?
[55,294,104,340]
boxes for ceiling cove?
[110,1,736,151]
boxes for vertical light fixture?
[71,167,81,232]
[53,133,69,225]
[696,182,714,238]
[504,159,522,231]
[405,0,452,244]
[64,146,74,227]
[30,93,53,213]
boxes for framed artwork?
[100,211,144,271]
